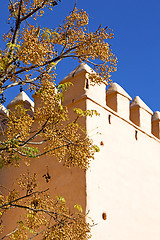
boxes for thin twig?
[11,0,23,45]
[19,118,50,147]
[27,227,48,240]
[20,0,49,22]
[1,227,18,239]
[0,188,49,209]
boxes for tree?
[0,0,117,239]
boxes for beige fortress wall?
[61,63,160,240]
[0,63,160,239]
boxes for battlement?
[2,63,160,141]
[60,63,160,140]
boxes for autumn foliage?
[0,0,117,238]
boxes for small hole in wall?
[102,212,107,220]
[108,114,111,124]
[85,79,89,89]
[100,141,104,146]
[135,130,138,140]
[72,99,74,103]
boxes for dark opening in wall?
[100,141,104,146]
[102,212,107,220]
[135,130,138,140]
[85,79,89,89]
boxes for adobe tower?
[0,63,160,239]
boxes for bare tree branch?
[0,188,49,209]
[1,227,18,240]
[27,227,48,240]
[20,0,49,22]
[11,0,23,46]
[19,118,50,147]
[2,203,77,222]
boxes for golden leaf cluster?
[0,1,117,90]
[0,0,118,238]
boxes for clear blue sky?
[0,0,160,112]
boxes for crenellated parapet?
[7,91,34,116]
[60,63,106,106]
[60,64,160,141]
[0,91,34,134]
[106,82,132,120]
[3,63,160,141]
[130,96,153,134]
[106,83,159,139]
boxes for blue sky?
[0,0,160,113]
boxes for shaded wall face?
[62,73,87,106]
[0,101,87,238]
[0,153,86,237]
[86,98,160,240]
